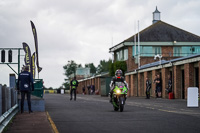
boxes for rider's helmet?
[115,69,123,77]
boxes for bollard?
[7,87,11,110]
[2,85,7,114]
[11,88,14,107]
[0,84,2,115]
[9,74,16,89]
[15,90,18,105]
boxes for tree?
[85,63,96,74]
[63,60,78,78]
[109,61,127,76]
[97,59,112,74]
[62,82,70,90]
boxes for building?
[77,7,200,99]
[75,67,91,80]
[109,7,200,72]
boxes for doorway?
[195,68,199,88]
[181,70,185,99]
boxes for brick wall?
[184,63,194,99]
[138,73,144,96]
[162,46,173,57]
[173,65,181,99]
[161,68,170,98]
[130,75,134,96]
[133,74,138,96]
[126,46,179,72]
[144,71,148,97]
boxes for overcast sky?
[0,0,200,88]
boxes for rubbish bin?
[100,77,111,96]
[32,79,44,98]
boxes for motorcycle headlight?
[116,89,121,94]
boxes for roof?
[125,21,200,42]
[137,54,200,70]
[153,6,160,13]
[109,21,200,52]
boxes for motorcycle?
[111,82,128,112]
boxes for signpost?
[0,48,23,75]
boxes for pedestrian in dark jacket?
[166,75,172,94]
[70,76,79,101]
[155,74,162,98]
[82,85,86,95]
[91,85,95,95]
[146,77,151,99]
[87,85,91,95]
[153,75,158,98]
[17,66,34,113]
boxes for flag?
[31,52,36,79]
[22,42,31,72]
[30,20,42,73]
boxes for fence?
[0,84,18,132]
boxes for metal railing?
[0,84,18,132]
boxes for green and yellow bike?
[111,82,128,112]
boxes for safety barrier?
[0,84,18,132]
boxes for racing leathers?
[109,76,129,102]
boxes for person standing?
[155,74,162,98]
[87,85,91,95]
[153,75,158,98]
[70,76,79,101]
[17,66,34,113]
[146,77,151,99]
[166,75,172,94]
[82,85,86,95]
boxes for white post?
[138,20,140,69]
[134,21,136,56]
[0,84,2,115]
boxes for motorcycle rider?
[109,69,129,103]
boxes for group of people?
[82,85,95,95]
[145,74,172,99]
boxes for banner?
[31,52,36,79]
[30,20,42,73]
[22,42,31,72]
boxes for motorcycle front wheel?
[120,105,124,112]
[114,107,119,111]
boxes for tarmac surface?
[45,94,200,133]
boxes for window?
[119,50,123,60]
[153,47,161,55]
[141,46,153,56]
[132,46,139,56]
[115,48,128,61]
[124,49,128,60]
[193,46,200,54]
[173,47,181,56]
[116,51,120,61]
[133,46,160,57]
[182,46,191,56]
